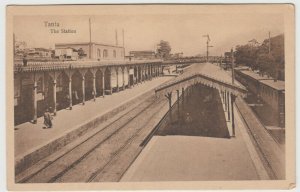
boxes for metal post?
[231,94,236,137]
[89,18,92,59]
[227,91,230,121]
[53,79,57,115]
[93,74,96,101]
[102,70,105,97]
[165,92,172,110]
[182,87,185,108]
[122,69,125,90]
[82,76,85,105]
[116,69,119,92]
[231,48,235,85]
[177,90,180,119]
[224,91,227,111]
[69,78,72,110]
[33,80,37,123]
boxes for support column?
[116,69,119,92]
[53,79,57,116]
[82,76,85,105]
[93,74,96,101]
[122,69,125,90]
[165,92,172,110]
[141,67,144,82]
[69,77,72,110]
[231,94,236,137]
[227,91,230,120]
[102,70,105,97]
[182,88,185,102]
[224,91,227,111]
[222,91,225,103]
[32,80,37,124]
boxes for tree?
[235,44,259,69]
[157,40,171,59]
[234,34,284,80]
[256,53,275,77]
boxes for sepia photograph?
[6,4,295,190]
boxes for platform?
[14,77,174,159]
[121,105,269,181]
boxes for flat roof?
[239,70,273,81]
[55,42,124,49]
[260,79,285,91]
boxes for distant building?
[27,48,52,58]
[129,51,156,60]
[55,47,79,60]
[15,41,27,51]
[55,42,125,61]
[171,52,183,59]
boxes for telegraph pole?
[231,48,235,84]
[115,29,118,46]
[268,31,271,55]
[89,18,92,59]
[13,33,15,60]
[203,34,213,63]
[122,29,125,58]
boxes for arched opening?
[113,50,117,58]
[117,67,123,90]
[18,74,34,124]
[138,66,142,82]
[97,49,101,58]
[134,66,138,84]
[123,67,129,88]
[84,70,94,101]
[71,70,82,105]
[95,69,104,97]
[103,49,108,58]
[104,68,112,94]
[56,72,69,111]
[110,67,117,92]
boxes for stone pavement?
[121,105,269,181]
[14,76,173,158]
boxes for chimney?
[115,29,118,46]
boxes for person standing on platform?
[43,108,53,128]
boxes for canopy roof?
[155,63,247,97]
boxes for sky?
[14,8,284,56]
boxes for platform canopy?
[155,63,247,98]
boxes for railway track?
[16,94,168,183]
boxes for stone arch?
[137,66,142,82]
[117,67,123,89]
[95,68,104,96]
[104,67,112,94]
[123,66,129,87]
[84,70,94,101]
[56,71,70,110]
[71,70,83,105]
[134,66,138,84]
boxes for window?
[113,50,116,58]
[103,49,108,58]
[97,49,101,58]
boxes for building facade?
[129,51,156,60]
[55,42,125,61]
